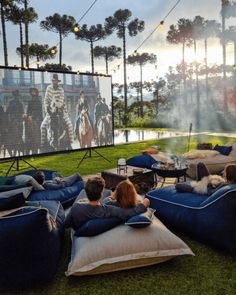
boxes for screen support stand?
[77,148,111,168]
[6,158,37,176]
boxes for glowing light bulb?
[159,21,164,29]
[73,25,80,32]
[51,48,56,54]
[233,64,236,71]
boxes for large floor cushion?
[146,184,236,254]
[66,216,193,276]
[0,200,65,286]
[29,181,84,208]
[15,170,84,208]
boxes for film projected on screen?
[0,67,113,159]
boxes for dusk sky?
[1,0,235,83]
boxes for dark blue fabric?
[146,184,236,254]
[74,217,123,237]
[127,154,157,169]
[126,210,153,228]
[29,181,84,208]
[0,192,25,210]
[213,144,232,156]
[0,200,65,286]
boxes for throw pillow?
[213,144,232,156]
[66,216,194,277]
[125,208,156,228]
[74,217,123,237]
[14,175,45,191]
[126,154,157,169]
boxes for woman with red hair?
[103,180,140,208]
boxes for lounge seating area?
[0,138,236,292]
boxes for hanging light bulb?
[73,24,80,32]
[117,65,120,70]
[159,21,164,29]
[233,64,236,71]
[50,47,56,54]
[76,70,80,75]
[133,50,138,56]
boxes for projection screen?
[0,67,113,160]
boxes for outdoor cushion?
[0,187,32,210]
[14,175,45,191]
[127,154,157,169]
[74,217,123,237]
[213,144,232,156]
[146,183,236,254]
[0,200,65,286]
[66,215,194,276]
[125,208,155,228]
[28,180,84,208]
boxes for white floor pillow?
[66,216,194,276]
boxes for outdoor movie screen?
[0,67,113,160]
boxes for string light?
[110,0,182,74]
[159,20,164,29]
[233,64,236,71]
[73,24,80,32]
[76,70,80,75]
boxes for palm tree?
[167,18,192,94]
[16,43,57,68]
[40,13,76,66]
[127,52,156,117]
[93,45,121,74]
[105,9,145,126]
[202,19,221,99]
[0,0,13,66]
[74,24,107,74]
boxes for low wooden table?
[101,166,155,193]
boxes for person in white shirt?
[40,73,74,150]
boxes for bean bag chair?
[12,170,84,208]
[0,200,65,286]
[146,184,236,254]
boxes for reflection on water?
[114,129,190,144]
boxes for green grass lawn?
[1,135,236,295]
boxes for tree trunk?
[194,39,200,130]
[140,63,143,118]
[204,37,209,100]
[221,12,227,110]
[59,31,62,66]
[122,24,128,126]
[182,40,186,92]
[19,22,24,68]
[36,55,39,69]
[90,41,94,74]
[105,52,108,75]
[1,4,8,66]
[24,0,29,67]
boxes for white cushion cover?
[66,216,194,276]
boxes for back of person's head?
[114,180,138,208]
[33,171,45,185]
[224,164,236,184]
[85,177,105,201]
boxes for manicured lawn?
[0,134,235,295]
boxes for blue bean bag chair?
[0,200,65,286]
[127,154,157,169]
[146,184,236,254]
[15,170,84,208]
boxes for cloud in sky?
[1,0,234,82]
